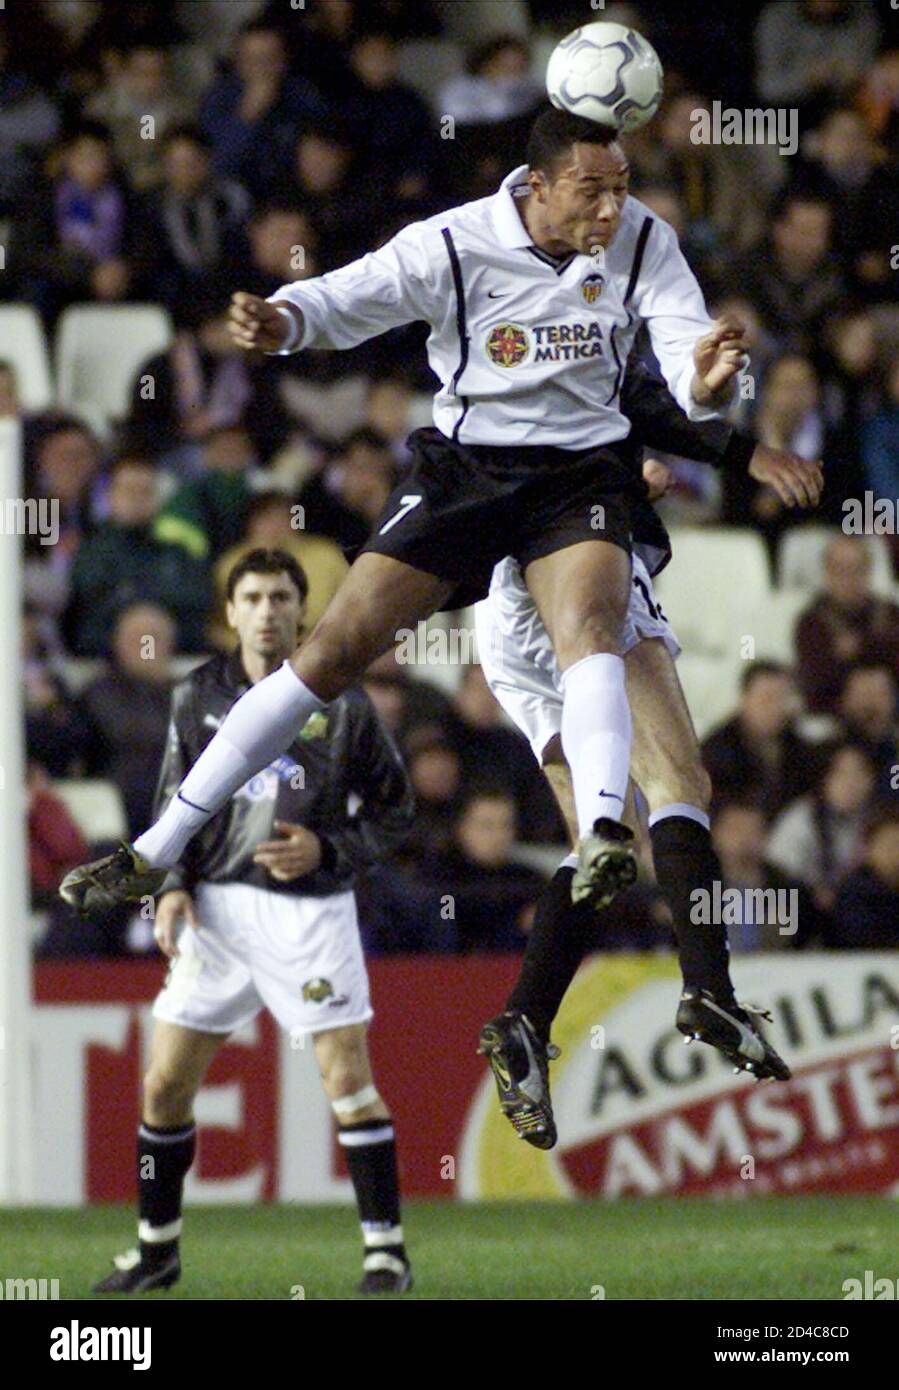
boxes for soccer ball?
[545,21,664,134]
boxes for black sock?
[338,1119,407,1271]
[649,814,735,1001]
[136,1120,195,1266]
[506,866,599,1044]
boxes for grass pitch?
[2,1197,895,1300]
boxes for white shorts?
[474,552,680,762]
[152,882,373,1037]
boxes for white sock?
[134,661,324,867]
[559,652,631,837]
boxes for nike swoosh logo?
[598,791,624,801]
[487,290,510,298]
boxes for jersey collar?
[490,164,539,249]
[491,163,580,274]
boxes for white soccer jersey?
[270,164,724,449]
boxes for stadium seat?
[0,305,53,411]
[55,304,174,432]
[654,527,772,655]
[778,526,898,599]
[674,652,742,739]
[50,779,128,845]
[743,588,809,665]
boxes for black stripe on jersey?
[604,311,631,406]
[441,227,470,441]
[604,218,653,406]
[525,245,577,276]
[624,216,653,305]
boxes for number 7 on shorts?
[379,494,422,535]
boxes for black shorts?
[361,427,641,608]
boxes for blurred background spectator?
[765,741,877,914]
[80,602,175,839]
[85,41,193,191]
[832,805,899,947]
[127,288,289,469]
[423,785,545,952]
[702,663,818,815]
[28,764,89,906]
[711,799,822,950]
[794,536,899,712]
[138,124,250,312]
[439,34,542,125]
[12,123,138,325]
[65,453,211,655]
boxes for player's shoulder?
[605,193,683,284]
[607,195,675,266]
[389,192,495,252]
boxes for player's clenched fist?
[228,291,297,353]
[691,315,749,402]
[642,457,674,501]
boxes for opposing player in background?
[475,359,822,1147]
[94,550,415,1295]
[63,107,749,921]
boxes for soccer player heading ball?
[62,101,820,1028]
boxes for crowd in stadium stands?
[5,0,899,955]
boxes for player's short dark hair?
[739,660,789,694]
[526,106,619,180]
[226,547,309,605]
